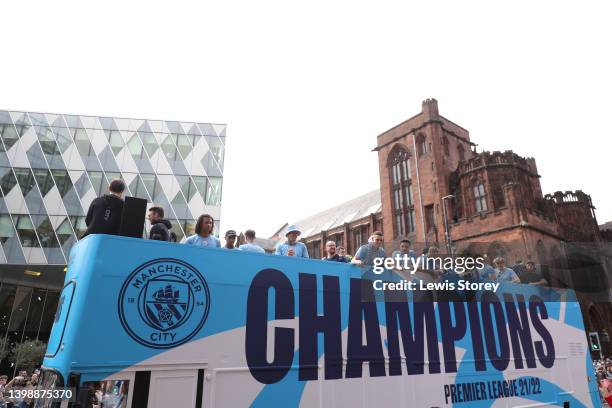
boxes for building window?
[329,233,343,247]
[352,226,368,249]
[206,136,225,168]
[37,127,61,156]
[51,170,73,198]
[183,220,196,237]
[127,133,146,160]
[458,144,465,162]
[175,134,193,159]
[35,216,60,248]
[416,134,427,156]
[15,215,40,247]
[389,147,415,237]
[374,219,383,235]
[425,205,435,232]
[474,181,488,212]
[161,134,181,162]
[70,216,87,239]
[106,130,124,155]
[0,123,20,151]
[492,185,505,209]
[442,136,450,156]
[55,218,75,245]
[0,214,16,244]
[0,168,18,194]
[139,131,158,157]
[310,241,321,259]
[73,128,95,158]
[206,177,222,206]
[33,168,55,196]
[14,168,36,196]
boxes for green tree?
[10,340,47,373]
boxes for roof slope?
[272,189,381,240]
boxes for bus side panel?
[147,369,199,408]
[39,236,598,408]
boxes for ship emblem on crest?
[143,279,191,330]
[119,259,210,349]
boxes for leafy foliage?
[9,340,47,372]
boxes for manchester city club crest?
[118,258,210,349]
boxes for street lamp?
[441,195,454,256]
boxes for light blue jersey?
[391,249,417,261]
[184,234,221,248]
[355,243,386,266]
[239,243,265,254]
[275,242,309,258]
[495,266,519,282]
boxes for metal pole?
[441,195,454,257]
[412,132,427,245]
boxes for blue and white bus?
[33,234,600,407]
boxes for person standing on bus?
[337,245,351,262]
[391,239,417,273]
[492,257,520,283]
[351,231,385,267]
[391,239,417,262]
[518,260,549,286]
[224,230,237,249]
[147,206,172,241]
[476,254,496,282]
[238,230,265,253]
[275,225,309,257]
[184,214,221,247]
[83,179,126,238]
[322,241,347,262]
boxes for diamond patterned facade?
[0,110,226,268]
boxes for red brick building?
[273,99,612,357]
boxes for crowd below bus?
[0,370,128,408]
[595,358,612,406]
[0,369,38,408]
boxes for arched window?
[389,146,415,237]
[492,185,505,209]
[473,180,487,212]
[457,144,465,161]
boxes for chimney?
[421,98,439,119]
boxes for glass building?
[0,110,225,373]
